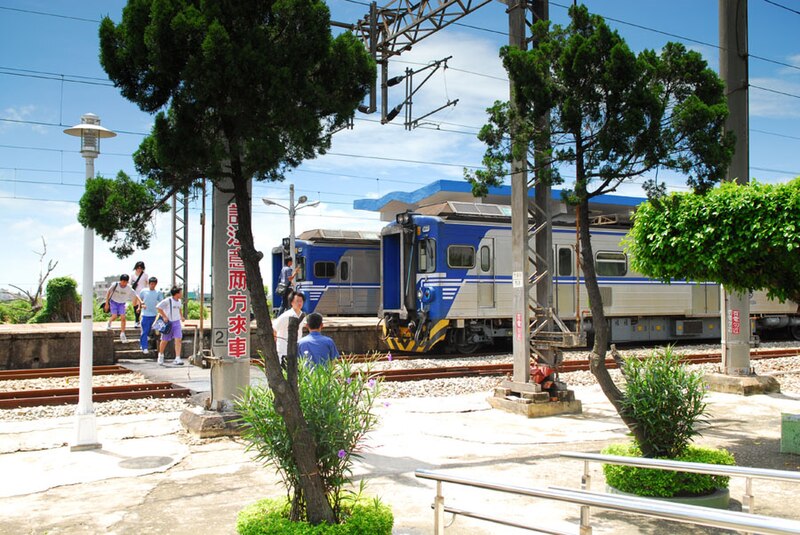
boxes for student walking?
[130,261,149,328]
[138,277,162,355]
[273,291,307,365]
[297,312,340,367]
[156,286,185,366]
[104,274,142,343]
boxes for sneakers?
[106,322,112,331]
[157,354,164,366]
[173,357,184,366]
[134,321,141,328]
[120,332,128,343]
[142,348,149,355]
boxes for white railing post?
[434,480,445,535]
[579,460,592,534]
[743,477,754,513]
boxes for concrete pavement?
[1,364,799,534]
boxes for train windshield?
[418,238,436,273]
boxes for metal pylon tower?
[171,189,190,317]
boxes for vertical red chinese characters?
[226,203,249,358]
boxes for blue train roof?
[353,179,644,221]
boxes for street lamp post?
[262,184,320,267]
[64,113,116,451]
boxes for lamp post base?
[71,412,101,451]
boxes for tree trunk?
[575,171,650,453]
[228,163,335,525]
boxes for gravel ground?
[2,341,798,419]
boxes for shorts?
[161,320,183,342]
[110,300,126,316]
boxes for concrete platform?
[0,317,385,370]
[1,380,799,534]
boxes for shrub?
[0,300,34,324]
[621,346,707,458]
[185,299,209,320]
[237,496,393,535]
[236,357,382,524]
[29,277,81,323]
[602,442,735,497]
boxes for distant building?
[0,288,25,302]
[93,275,120,301]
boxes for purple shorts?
[109,300,126,315]
[161,320,183,342]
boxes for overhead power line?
[763,0,800,17]
[0,5,100,24]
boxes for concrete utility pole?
[711,0,778,394]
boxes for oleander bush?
[602,442,735,497]
[236,356,389,528]
[620,346,708,458]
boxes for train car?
[271,229,380,316]
[380,201,800,352]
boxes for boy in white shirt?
[156,286,185,366]
[104,274,142,343]
[273,291,307,366]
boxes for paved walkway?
[1,364,799,534]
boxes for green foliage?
[236,358,381,523]
[0,300,34,324]
[626,179,800,304]
[621,347,708,458]
[93,298,110,322]
[236,496,393,535]
[88,0,375,257]
[602,443,735,498]
[78,172,169,258]
[30,277,81,323]
[468,4,733,201]
[185,299,209,320]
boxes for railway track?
[0,382,192,410]
[0,365,132,381]
[366,347,800,382]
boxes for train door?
[338,256,353,311]
[555,246,576,317]
[478,238,495,309]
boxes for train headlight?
[396,211,413,225]
[417,289,423,300]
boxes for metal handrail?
[415,469,800,535]
[562,452,800,515]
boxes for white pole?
[73,154,101,451]
[289,184,297,267]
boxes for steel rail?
[0,365,132,381]
[0,382,191,409]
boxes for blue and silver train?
[380,201,800,352]
[271,229,380,316]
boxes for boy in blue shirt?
[138,277,163,355]
[297,312,339,367]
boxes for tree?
[29,277,81,323]
[10,236,58,312]
[626,179,800,306]
[83,1,374,524]
[468,5,733,456]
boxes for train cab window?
[314,261,336,278]
[558,247,573,277]
[340,260,350,281]
[480,246,491,272]
[448,245,475,269]
[595,251,627,276]
[296,257,306,281]
[418,238,436,273]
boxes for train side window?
[340,261,349,281]
[448,245,475,269]
[595,251,627,276]
[418,238,436,273]
[296,257,306,281]
[314,261,336,278]
[558,247,573,277]
[480,246,491,272]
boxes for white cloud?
[0,105,48,134]
[750,77,800,118]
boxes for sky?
[2,0,800,297]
